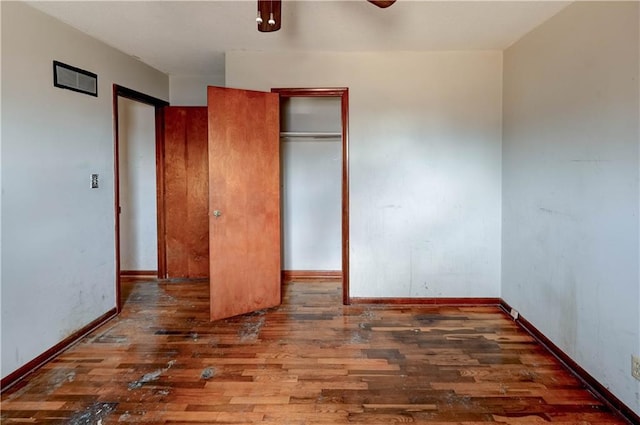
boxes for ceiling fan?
[257,0,397,32]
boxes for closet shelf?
[280,131,341,139]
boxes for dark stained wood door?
[207,86,281,321]
[163,107,209,278]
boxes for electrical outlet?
[632,355,640,381]
[90,174,99,189]
[510,308,519,320]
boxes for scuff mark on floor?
[360,310,376,321]
[154,329,199,341]
[238,316,266,342]
[161,277,209,284]
[44,369,76,394]
[95,334,129,344]
[200,366,216,380]
[128,360,176,390]
[519,370,538,382]
[350,331,368,344]
[68,402,117,425]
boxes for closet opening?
[272,88,350,304]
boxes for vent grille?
[53,61,98,97]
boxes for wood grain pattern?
[164,107,209,279]
[351,297,502,305]
[120,270,157,276]
[0,280,630,424]
[155,106,167,279]
[340,90,350,305]
[282,270,342,283]
[208,86,281,321]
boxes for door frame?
[113,84,169,312]
[271,88,350,305]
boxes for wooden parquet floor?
[0,280,629,424]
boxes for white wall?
[1,2,168,379]
[227,51,503,298]
[502,1,639,414]
[283,139,342,270]
[170,74,224,106]
[117,98,158,272]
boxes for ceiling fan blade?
[257,0,281,32]
[367,0,397,8]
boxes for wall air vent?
[53,61,98,97]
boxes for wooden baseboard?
[0,308,117,393]
[500,300,639,425]
[349,297,501,305]
[282,270,342,283]
[120,270,158,277]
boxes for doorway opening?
[272,88,350,304]
[113,85,168,312]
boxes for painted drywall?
[502,1,639,414]
[281,96,342,134]
[169,75,224,106]
[117,98,158,272]
[637,3,640,409]
[227,51,503,298]
[283,139,342,271]
[1,2,168,379]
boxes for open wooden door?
[207,86,281,321]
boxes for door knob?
[213,210,222,217]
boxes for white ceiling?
[27,1,571,76]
